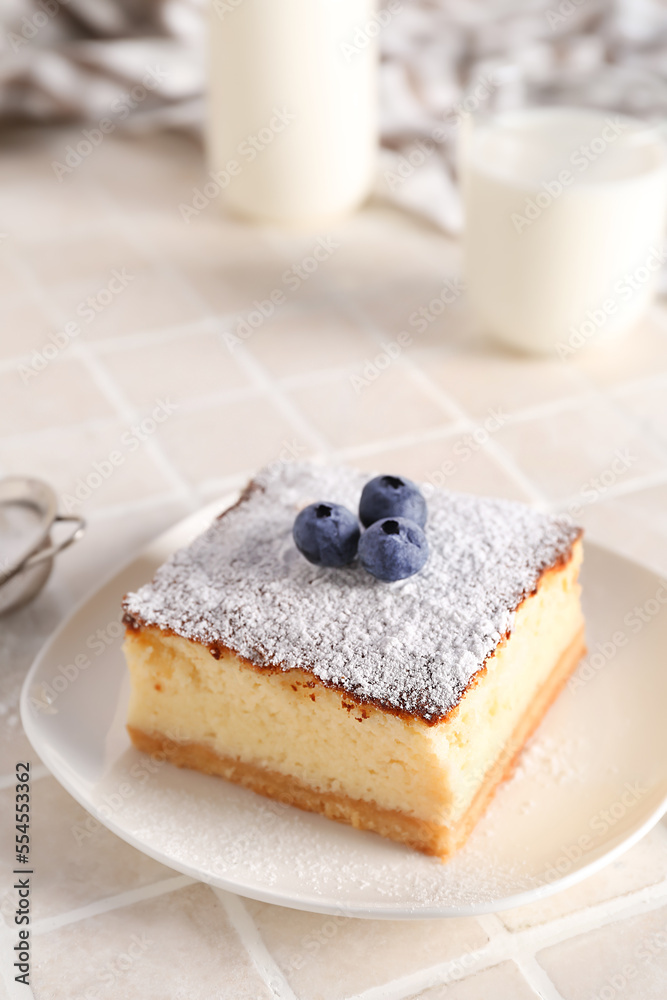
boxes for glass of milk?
[207,0,378,228]
[461,105,667,357]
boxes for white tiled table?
[2,127,667,1000]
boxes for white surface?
[20,495,667,919]
[207,0,378,225]
[462,107,667,354]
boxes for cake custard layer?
[123,464,585,858]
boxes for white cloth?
[2,0,666,233]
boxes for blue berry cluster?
[292,475,429,582]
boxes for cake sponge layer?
[124,540,584,854]
[128,626,584,857]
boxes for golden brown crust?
[124,539,583,727]
[127,626,586,859]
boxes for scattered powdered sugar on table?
[123,462,580,721]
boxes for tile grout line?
[150,382,260,413]
[73,479,240,524]
[477,913,566,1000]
[6,303,667,487]
[0,292,320,374]
[2,321,665,433]
[5,344,663,458]
[30,875,195,937]
[0,413,127,451]
[331,420,470,462]
[516,876,667,949]
[74,346,201,513]
[91,183,316,388]
[10,240,662,532]
[479,435,549,507]
[566,353,667,471]
[18,868,667,994]
[343,939,507,1000]
[61,486,194,524]
[6,240,199,515]
[346,877,667,1000]
[552,467,667,514]
[17,183,215,518]
[614,399,667,467]
[396,362,549,506]
[336,292,462,423]
[279,365,373,391]
[13,387,615,537]
[341,292,548,505]
[495,883,667,997]
[0,311,661,430]
[90,181,225,323]
[344,285,667,506]
[0,315,212,375]
[225,341,334,458]
[212,890,300,1000]
[512,954,569,1000]
[0,405,457,457]
[89,315,215,353]
[93,177,336,465]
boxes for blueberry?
[359,474,427,529]
[358,517,429,582]
[293,502,360,567]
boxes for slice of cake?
[122,463,584,859]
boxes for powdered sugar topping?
[123,463,580,721]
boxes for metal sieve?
[0,477,85,615]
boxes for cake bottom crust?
[128,626,586,859]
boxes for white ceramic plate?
[20,496,667,918]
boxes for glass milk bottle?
[207,0,378,227]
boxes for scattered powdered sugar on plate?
[108,758,540,910]
[123,462,580,721]
[511,734,590,787]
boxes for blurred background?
[3,0,667,229]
